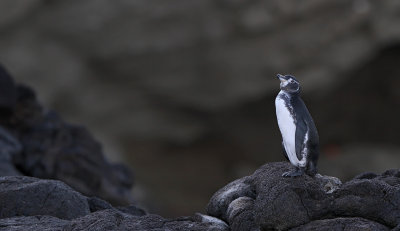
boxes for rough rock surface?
[0,175,229,231]
[0,216,69,231]
[67,210,228,231]
[291,218,390,231]
[0,210,229,231]
[0,176,90,220]
[1,161,400,230]
[0,64,135,206]
[207,162,400,230]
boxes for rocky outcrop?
[0,211,229,231]
[0,126,22,176]
[0,176,228,231]
[0,216,68,231]
[0,64,135,206]
[1,161,399,231]
[0,176,90,220]
[67,210,228,231]
[207,162,400,230]
[0,65,230,230]
[291,218,389,231]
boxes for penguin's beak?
[277,74,286,82]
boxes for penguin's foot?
[306,166,317,177]
[282,168,305,177]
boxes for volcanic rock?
[0,177,228,231]
[0,176,90,220]
[207,161,400,230]
[0,78,135,206]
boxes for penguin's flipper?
[282,141,289,161]
[295,117,308,161]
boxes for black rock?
[0,65,17,111]
[0,216,69,231]
[0,126,22,176]
[0,176,90,220]
[66,210,229,231]
[0,68,233,230]
[1,158,400,231]
[0,209,229,231]
[1,84,135,206]
[0,176,228,231]
[207,162,399,230]
[207,176,255,221]
[290,217,390,231]
[87,196,113,212]
[116,205,147,216]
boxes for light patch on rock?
[226,196,254,221]
[218,183,242,201]
[197,213,228,228]
[315,173,342,194]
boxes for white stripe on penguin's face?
[280,77,300,93]
[280,79,289,88]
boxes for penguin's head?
[277,74,300,93]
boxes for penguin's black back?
[290,94,319,161]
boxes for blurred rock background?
[1,0,400,217]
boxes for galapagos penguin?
[275,74,319,177]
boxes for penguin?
[275,74,319,177]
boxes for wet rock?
[208,162,398,230]
[0,176,90,220]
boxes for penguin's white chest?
[275,93,303,167]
